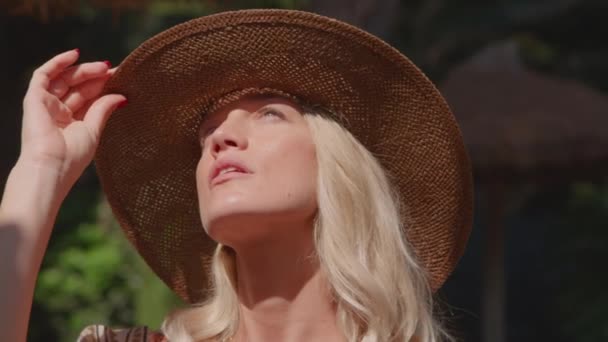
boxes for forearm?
[0,159,65,342]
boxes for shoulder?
[77,324,167,342]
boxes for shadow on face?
[195,94,318,247]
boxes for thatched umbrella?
[443,41,608,183]
[441,41,608,342]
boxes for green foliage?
[32,192,129,340]
[393,0,608,88]
[551,181,608,342]
[30,176,182,342]
[517,34,559,67]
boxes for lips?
[209,158,252,186]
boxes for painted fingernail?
[103,60,112,68]
[117,99,128,109]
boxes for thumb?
[83,94,127,141]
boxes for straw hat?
[95,8,474,303]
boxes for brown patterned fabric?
[77,324,167,342]
[95,9,474,303]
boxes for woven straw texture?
[95,9,474,303]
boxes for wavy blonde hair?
[161,107,454,342]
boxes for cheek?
[263,134,318,202]
[195,156,213,220]
[195,156,208,195]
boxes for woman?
[0,9,473,342]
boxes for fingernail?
[74,48,80,54]
[103,60,112,68]
[117,99,128,109]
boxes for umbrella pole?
[482,182,506,342]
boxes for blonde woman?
[0,9,473,342]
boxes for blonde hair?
[161,108,454,342]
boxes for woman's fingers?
[62,61,111,86]
[73,67,119,120]
[61,73,111,114]
[82,94,127,141]
[40,92,74,127]
[48,61,111,98]
[23,49,124,135]
[73,98,94,121]
[28,49,80,91]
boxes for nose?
[208,111,249,158]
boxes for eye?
[260,107,284,118]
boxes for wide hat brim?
[95,8,474,303]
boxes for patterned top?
[77,324,167,342]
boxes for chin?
[202,205,313,243]
[201,206,259,235]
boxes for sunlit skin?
[196,94,317,245]
[0,50,125,342]
[195,95,346,341]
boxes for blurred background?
[1,0,607,341]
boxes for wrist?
[16,151,65,175]
[1,158,65,221]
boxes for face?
[196,94,318,245]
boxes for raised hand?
[0,49,128,342]
[20,48,126,193]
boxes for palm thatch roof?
[441,41,608,183]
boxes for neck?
[229,226,345,342]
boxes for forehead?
[206,93,302,118]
